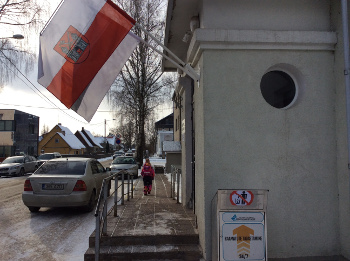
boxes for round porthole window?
[260,70,297,109]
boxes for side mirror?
[105,167,111,171]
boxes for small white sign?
[220,212,266,261]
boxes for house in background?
[155,113,174,157]
[39,123,85,155]
[75,130,94,153]
[94,134,116,152]
[0,109,39,161]
[80,127,103,152]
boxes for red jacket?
[141,163,155,178]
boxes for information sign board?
[220,212,266,261]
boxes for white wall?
[197,49,339,259]
[332,1,350,259]
[201,0,331,31]
[178,0,350,259]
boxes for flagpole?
[135,23,200,81]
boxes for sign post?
[212,189,268,261]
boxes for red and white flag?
[38,0,139,122]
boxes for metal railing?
[170,165,181,204]
[94,170,135,261]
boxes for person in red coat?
[141,158,155,195]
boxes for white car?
[22,158,110,212]
[109,156,138,179]
[0,155,38,177]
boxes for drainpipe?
[341,0,350,202]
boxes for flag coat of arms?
[38,0,140,121]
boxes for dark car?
[37,152,62,166]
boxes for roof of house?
[83,129,103,148]
[76,131,93,147]
[163,141,181,152]
[57,132,85,150]
[95,136,116,146]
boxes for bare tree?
[40,123,49,136]
[110,115,135,151]
[0,0,48,88]
[109,0,175,164]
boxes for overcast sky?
[0,0,172,137]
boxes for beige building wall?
[0,110,15,120]
[0,110,15,147]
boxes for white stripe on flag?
[71,32,140,122]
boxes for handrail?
[94,170,135,261]
[170,165,181,203]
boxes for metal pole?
[102,182,108,235]
[131,175,134,198]
[121,173,125,205]
[127,174,130,201]
[95,212,100,261]
[114,177,118,217]
[177,169,180,204]
[341,0,350,203]
[170,166,173,198]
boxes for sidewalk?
[108,173,197,237]
[85,173,203,260]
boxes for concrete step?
[89,234,200,248]
[84,244,203,261]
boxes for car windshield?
[35,161,86,175]
[2,157,24,164]
[112,157,135,164]
[38,154,55,160]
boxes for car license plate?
[42,184,64,190]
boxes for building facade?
[164,1,350,260]
[0,109,39,161]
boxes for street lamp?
[0,34,24,40]
[104,118,116,142]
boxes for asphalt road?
[0,159,115,261]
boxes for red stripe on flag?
[47,2,134,108]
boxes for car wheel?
[84,190,96,212]
[28,207,40,212]
[19,168,25,176]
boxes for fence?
[94,170,135,261]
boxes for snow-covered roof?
[58,125,74,135]
[163,141,181,152]
[94,136,115,146]
[84,130,103,148]
[57,132,86,149]
[77,131,93,147]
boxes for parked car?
[37,152,62,166]
[124,150,134,157]
[112,151,125,159]
[0,155,38,177]
[22,157,110,212]
[109,156,138,179]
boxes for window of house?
[55,139,59,143]
[29,124,35,134]
[260,70,297,109]
[0,120,15,131]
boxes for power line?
[0,49,87,124]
